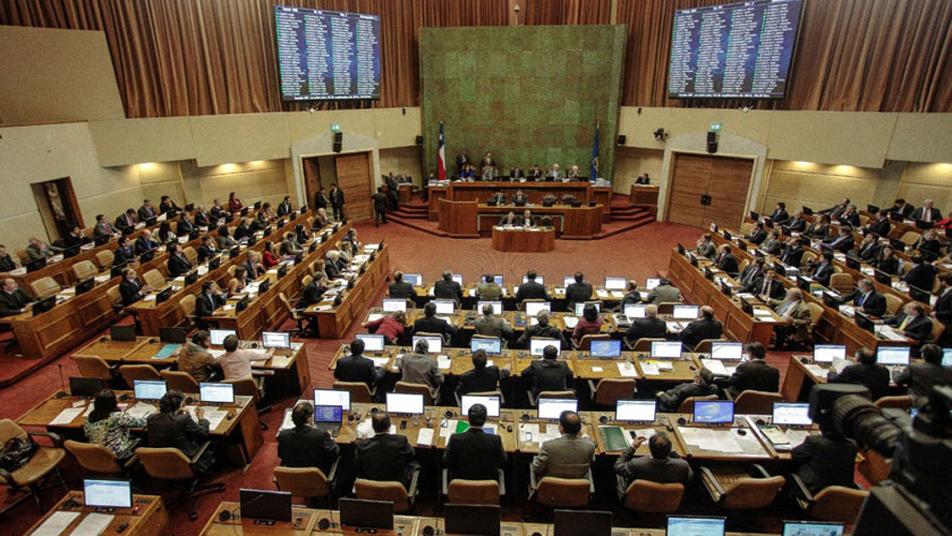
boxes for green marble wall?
[420,25,626,181]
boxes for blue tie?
[857,293,865,307]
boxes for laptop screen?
[356,333,385,352]
[339,498,394,529]
[461,395,501,418]
[781,521,844,536]
[624,304,647,318]
[877,346,910,366]
[538,398,578,420]
[563,276,576,287]
[314,405,343,424]
[433,299,455,315]
[470,338,502,355]
[477,301,503,315]
[386,392,425,415]
[444,504,501,536]
[710,342,743,360]
[491,274,503,285]
[314,389,351,411]
[412,335,442,353]
[673,305,699,319]
[590,339,621,358]
[525,301,551,317]
[523,275,544,284]
[530,338,561,356]
[574,302,601,316]
[552,509,612,536]
[645,278,661,290]
[209,329,236,346]
[83,479,132,509]
[650,341,682,359]
[382,299,407,312]
[133,380,167,401]
[694,401,734,424]
[615,400,657,422]
[944,348,952,367]
[262,331,290,349]
[402,273,422,286]
[604,277,627,290]
[239,489,292,522]
[667,516,725,536]
[773,403,813,426]
[452,273,463,285]
[199,382,235,404]
[813,345,847,363]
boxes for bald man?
[678,306,723,350]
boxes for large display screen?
[274,6,381,101]
[668,0,803,99]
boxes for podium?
[491,226,556,252]
[438,199,478,237]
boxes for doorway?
[666,153,754,229]
[301,151,374,222]
[31,177,83,240]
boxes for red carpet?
[2,220,821,535]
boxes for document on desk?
[31,511,81,536]
[439,420,458,441]
[752,308,774,318]
[700,359,729,377]
[878,326,908,341]
[638,362,659,376]
[417,428,434,447]
[279,410,294,431]
[804,364,827,378]
[370,357,390,368]
[617,361,639,377]
[832,357,850,375]
[520,424,540,443]
[596,290,609,299]
[366,313,384,323]
[49,407,85,426]
[562,317,579,329]
[70,513,113,536]
[152,344,180,359]
[125,402,157,420]
[679,427,743,453]
[437,355,452,370]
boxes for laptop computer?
[667,516,726,536]
[781,520,844,536]
[693,400,734,425]
[159,327,187,344]
[444,504,501,536]
[772,402,813,427]
[69,377,107,397]
[339,498,393,529]
[313,405,343,437]
[238,489,292,522]
[110,325,137,342]
[553,509,611,536]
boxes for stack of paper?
[639,362,659,376]
[125,402,157,419]
[437,355,452,370]
[804,364,827,378]
[417,429,434,446]
[617,362,638,377]
[49,408,85,426]
[678,427,743,453]
[610,291,625,299]
[71,513,113,536]
[369,357,390,368]
[562,317,579,329]
[700,359,728,376]
[30,510,80,536]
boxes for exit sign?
[710,123,722,132]
[330,123,341,132]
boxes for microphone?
[55,364,67,398]
[218,492,268,522]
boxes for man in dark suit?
[836,205,860,227]
[565,272,593,309]
[371,187,389,227]
[516,271,549,303]
[135,231,158,256]
[137,199,158,222]
[911,200,941,223]
[457,349,508,396]
[770,202,789,224]
[932,273,952,347]
[613,431,693,500]
[715,245,739,276]
[354,412,417,488]
[521,344,573,398]
[738,257,765,289]
[195,281,225,330]
[314,188,329,211]
[893,343,952,401]
[146,390,215,474]
[744,222,767,245]
[388,271,417,299]
[119,267,152,306]
[857,233,883,262]
[165,243,193,277]
[866,211,891,237]
[193,206,213,228]
[443,403,506,482]
[209,199,226,220]
[433,271,463,301]
[276,196,293,217]
[780,237,805,268]
[0,278,33,317]
[748,267,785,300]
[197,236,218,263]
[413,301,458,341]
[158,195,180,216]
[760,230,783,255]
[334,339,382,391]
[516,310,567,350]
[678,306,723,350]
[624,304,667,347]
[726,342,779,397]
[838,279,887,317]
[889,198,915,219]
[115,209,138,234]
[0,245,19,274]
[93,214,117,239]
[903,255,937,293]
[329,183,345,221]
[277,402,339,474]
[784,210,807,232]
[884,301,933,345]
[827,347,890,400]
[474,303,512,342]
[792,425,858,493]
[298,277,326,310]
[819,197,850,219]
[810,251,835,287]
[823,226,855,254]
[177,214,195,236]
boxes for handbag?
[0,436,38,472]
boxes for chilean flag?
[437,120,447,180]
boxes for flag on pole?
[590,120,600,180]
[437,120,447,180]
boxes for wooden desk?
[397,184,413,205]
[630,185,659,207]
[429,181,598,215]
[491,227,556,252]
[304,244,390,339]
[201,502,319,536]
[27,492,169,536]
[476,204,603,238]
[437,199,478,237]
[18,392,264,466]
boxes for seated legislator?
[656,368,718,413]
[770,288,812,349]
[808,250,836,287]
[233,218,252,241]
[512,189,528,206]
[856,233,883,263]
[823,226,855,254]
[530,411,595,480]
[476,274,503,301]
[713,244,739,276]
[413,301,459,341]
[63,226,90,250]
[912,229,942,261]
[209,199,227,220]
[528,164,544,180]
[827,347,889,401]
[784,209,807,232]
[354,412,417,488]
[0,277,34,317]
[460,165,476,180]
[517,310,568,350]
[219,334,272,382]
[616,281,642,310]
[26,236,63,261]
[146,390,215,474]
[165,242,193,277]
[112,236,136,267]
[93,214,117,239]
[83,389,146,459]
[694,233,716,258]
[261,241,280,268]
[194,281,226,330]
[119,267,153,306]
[737,257,766,290]
[178,330,221,383]
[892,343,952,401]
[443,402,506,481]
[297,276,326,310]
[806,214,831,240]
[836,205,860,228]
[280,232,303,256]
[522,344,573,398]
[158,195,180,215]
[624,304,667,345]
[509,166,525,180]
[216,226,235,250]
[488,192,508,206]
[838,279,887,318]
[883,301,933,346]
[889,198,915,219]
[549,164,563,180]
[176,213,195,236]
[364,311,406,345]
[819,197,850,219]
[242,251,265,280]
[193,205,214,228]
[613,431,693,500]
[0,244,20,274]
[678,306,723,350]
[903,255,937,293]
[433,270,463,302]
[398,339,444,399]
[770,202,789,224]
[911,199,941,223]
[115,209,138,234]
[516,270,549,302]
[226,267,248,297]
[277,402,339,474]
[480,165,496,181]
[197,236,218,263]
[761,230,783,255]
[388,271,417,300]
[335,339,383,390]
[457,349,508,396]
[634,173,650,185]
[474,303,512,342]
[572,304,603,346]
[749,266,786,301]
[137,199,158,222]
[647,278,680,304]
[779,237,806,268]
[726,342,779,397]
[873,245,900,276]
[866,210,891,238]
[566,165,581,179]
[565,272,593,308]
[791,423,858,494]
[744,221,767,245]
